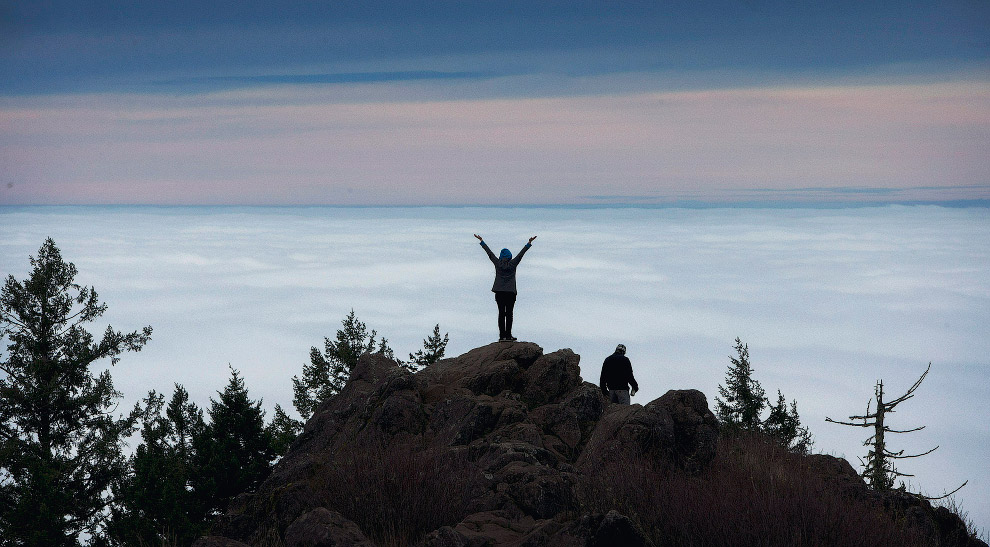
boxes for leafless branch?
[889,445,938,459]
[923,481,968,501]
[885,425,925,434]
[825,417,872,427]
[887,362,931,406]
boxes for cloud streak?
[153,71,495,93]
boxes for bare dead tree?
[826,363,966,498]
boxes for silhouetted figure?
[474,234,536,341]
[600,344,638,404]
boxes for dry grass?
[580,432,937,547]
[317,441,484,547]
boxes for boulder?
[646,389,720,472]
[576,388,719,475]
[284,508,374,547]
[522,349,582,407]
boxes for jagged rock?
[522,349,581,406]
[647,389,720,472]
[575,388,718,475]
[283,508,374,547]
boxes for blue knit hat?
[500,248,512,260]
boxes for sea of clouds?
[1,205,988,530]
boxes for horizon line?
[2,199,989,210]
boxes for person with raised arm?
[474,234,537,342]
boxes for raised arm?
[474,234,497,264]
[512,235,537,266]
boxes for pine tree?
[715,338,813,453]
[405,324,449,372]
[266,404,303,457]
[291,310,394,419]
[106,390,202,546]
[715,338,766,432]
[192,367,274,517]
[763,390,813,454]
[0,238,152,546]
[165,383,204,483]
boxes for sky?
[1,1,989,205]
[1,205,988,531]
[1,0,989,534]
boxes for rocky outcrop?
[202,342,719,546]
[198,342,983,547]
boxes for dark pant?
[494,291,516,339]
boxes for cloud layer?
[1,205,987,528]
[3,81,989,205]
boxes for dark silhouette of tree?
[0,238,152,546]
[109,380,304,545]
[191,367,274,517]
[266,404,303,457]
[763,390,813,454]
[165,383,204,486]
[826,363,965,497]
[715,338,766,432]
[292,310,394,419]
[406,324,449,372]
[715,338,813,453]
[105,389,203,546]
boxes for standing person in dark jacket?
[474,233,537,341]
[600,344,639,404]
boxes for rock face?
[202,342,719,546]
[198,342,984,547]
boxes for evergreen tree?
[715,338,766,432]
[165,383,204,483]
[266,404,303,457]
[405,324,449,372]
[763,390,813,454]
[192,367,274,517]
[0,238,152,546]
[106,390,202,546]
[292,310,394,419]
